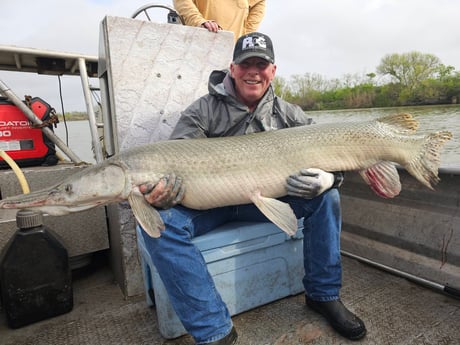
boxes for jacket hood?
[208,69,231,97]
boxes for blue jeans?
[139,189,342,344]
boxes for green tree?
[272,76,293,101]
[437,64,456,81]
[288,73,330,109]
[276,51,458,109]
[376,51,441,92]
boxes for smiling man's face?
[230,57,277,110]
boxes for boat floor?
[1,251,459,345]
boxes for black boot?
[305,296,366,341]
[202,327,238,345]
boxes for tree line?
[273,51,460,110]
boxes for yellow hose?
[0,150,30,194]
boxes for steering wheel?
[131,3,183,24]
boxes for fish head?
[0,163,127,215]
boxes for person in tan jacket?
[173,0,265,41]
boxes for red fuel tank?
[0,97,58,167]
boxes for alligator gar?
[0,113,452,238]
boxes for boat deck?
[1,251,459,345]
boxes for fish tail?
[405,131,452,189]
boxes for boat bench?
[136,221,305,339]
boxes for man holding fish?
[140,32,367,344]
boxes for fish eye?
[64,184,73,193]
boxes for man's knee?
[323,188,340,205]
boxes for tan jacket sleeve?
[245,0,266,34]
[173,0,207,27]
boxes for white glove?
[286,168,335,199]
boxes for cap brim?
[233,52,274,64]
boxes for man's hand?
[139,173,185,209]
[201,20,221,32]
[286,168,335,199]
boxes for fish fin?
[376,113,418,133]
[128,193,165,238]
[404,131,452,189]
[249,191,298,236]
[359,162,401,198]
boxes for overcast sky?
[1,0,459,111]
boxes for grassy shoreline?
[57,112,90,121]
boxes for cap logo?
[241,35,267,51]
[233,32,274,64]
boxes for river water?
[54,104,460,168]
[53,121,97,164]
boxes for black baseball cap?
[232,32,275,64]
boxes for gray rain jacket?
[170,69,344,187]
[170,69,313,139]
